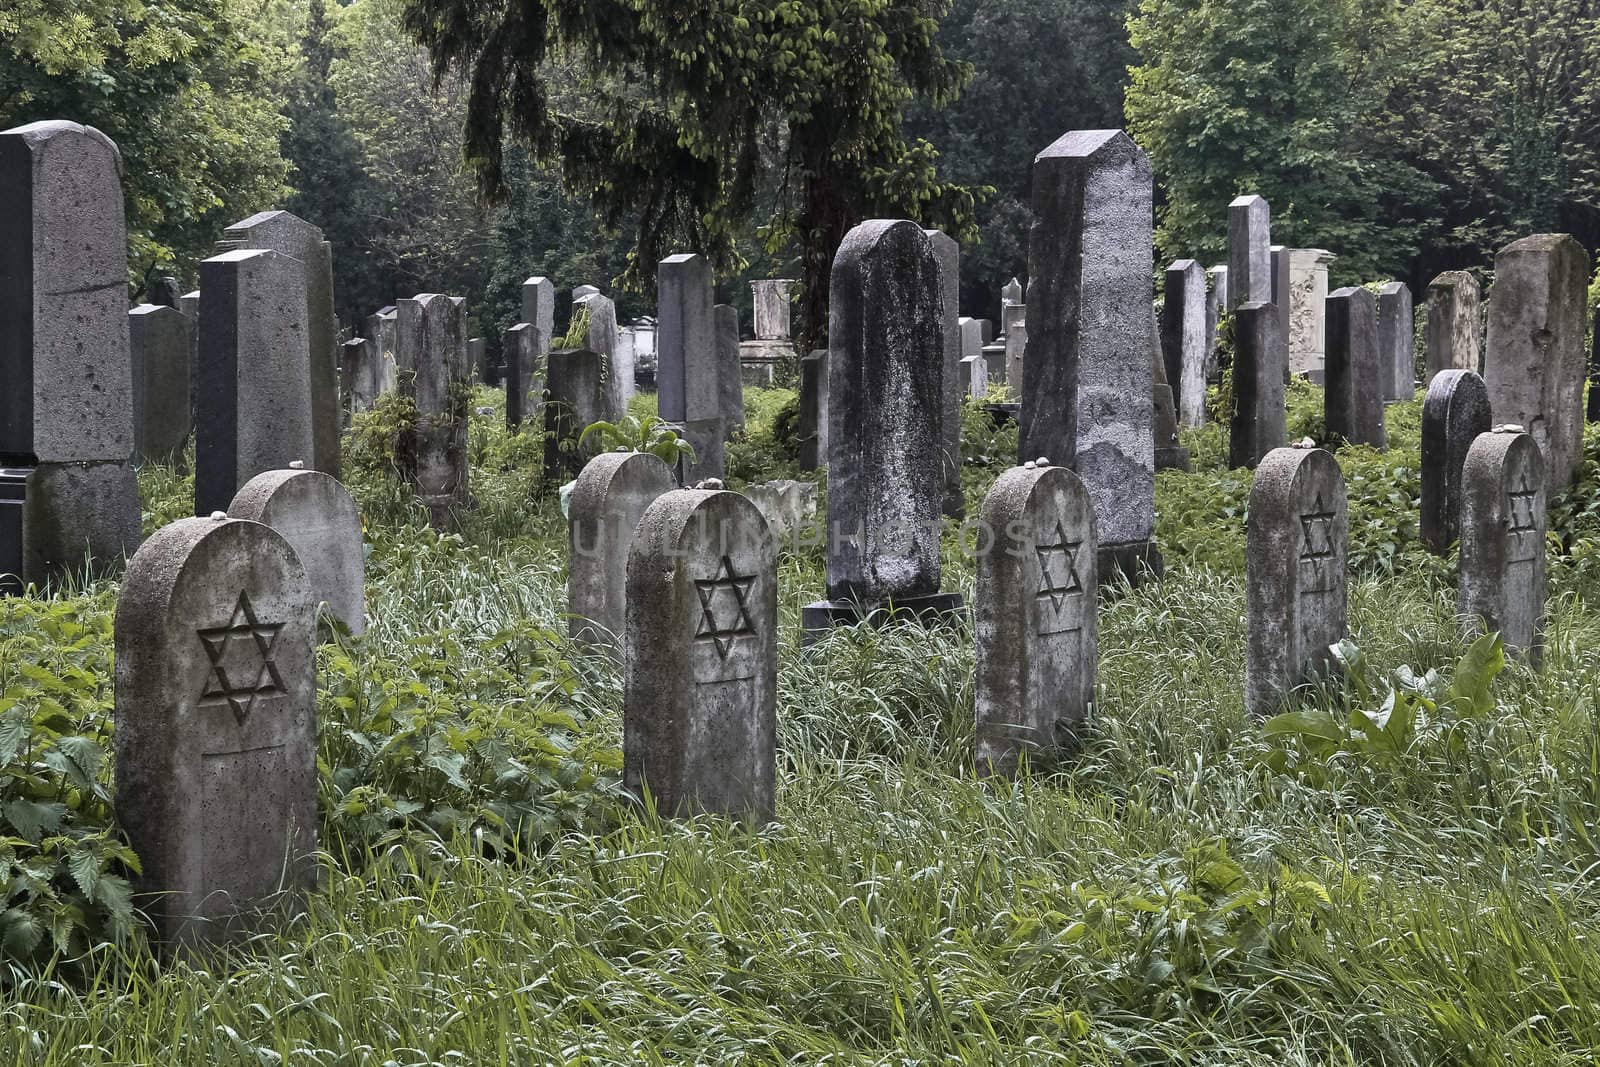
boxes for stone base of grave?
[24,461,140,587]
[1098,539,1163,589]
[800,591,966,645]
[1156,445,1191,472]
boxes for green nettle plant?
[577,415,696,471]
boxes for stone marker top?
[1034,128,1127,162]
[661,253,700,266]
[524,275,551,286]
[1,118,120,161]
[1380,280,1408,295]
[1230,193,1268,209]
[1169,257,1199,271]
[1501,232,1584,255]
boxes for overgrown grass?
[6,385,1600,1062]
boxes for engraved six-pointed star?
[694,556,757,660]
[197,591,286,726]
[1034,522,1083,614]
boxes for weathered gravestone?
[1023,129,1158,583]
[798,348,828,471]
[714,303,746,432]
[179,290,201,414]
[1377,281,1415,402]
[744,478,818,547]
[568,450,675,651]
[1002,277,1023,308]
[580,292,629,419]
[572,284,599,301]
[1484,234,1590,492]
[502,322,542,431]
[129,304,192,464]
[1229,302,1286,469]
[657,254,724,481]
[229,465,365,636]
[543,348,604,486]
[983,340,1008,386]
[803,220,962,635]
[366,306,398,396]
[1162,259,1208,427]
[1151,310,1189,471]
[625,486,776,823]
[1205,265,1229,378]
[1270,246,1291,373]
[975,461,1097,778]
[752,279,795,339]
[521,277,554,361]
[114,513,317,947]
[925,228,964,519]
[1420,369,1491,555]
[397,293,468,529]
[1246,444,1348,717]
[214,211,340,478]
[1588,303,1600,422]
[1460,426,1545,661]
[195,249,313,516]
[1425,270,1482,378]
[341,337,379,417]
[0,120,141,589]
[1228,195,1271,310]
[958,354,987,400]
[468,337,492,387]
[1325,286,1386,449]
[148,275,181,309]
[1287,249,1335,382]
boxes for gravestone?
[958,354,987,399]
[925,228,963,518]
[521,277,555,360]
[214,211,340,478]
[129,304,192,464]
[1459,426,1544,661]
[1425,270,1482,377]
[983,341,1008,386]
[180,290,201,418]
[657,254,724,481]
[230,465,365,636]
[1161,259,1208,426]
[975,461,1097,777]
[581,292,629,419]
[1325,286,1386,448]
[0,120,141,588]
[1377,281,1415,402]
[1229,301,1286,468]
[799,348,828,470]
[1287,249,1335,382]
[366,306,398,395]
[543,348,604,486]
[148,276,181,308]
[1270,246,1291,370]
[1023,129,1158,583]
[714,303,746,432]
[569,451,675,651]
[1484,234,1590,492]
[1589,303,1600,422]
[1246,444,1348,717]
[1004,318,1027,388]
[1002,277,1023,307]
[195,249,313,516]
[503,322,542,431]
[1151,309,1189,471]
[744,479,819,546]
[572,284,600,301]
[751,279,795,340]
[1228,195,1271,309]
[1421,369,1491,555]
[978,319,994,344]
[802,220,962,634]
[468,337,492,386]
[625,487,776,823]
[114,513,316,947]
[397,293,468,529]
[1205,265,1229,378]
[342,337,380,416]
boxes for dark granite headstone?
[1420,369,1491,554]
[1325,286,1386,448]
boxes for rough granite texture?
[24,461,140,582]
[1161,259,1208,427]
[195,249,314,516]
[502,323,541,431]
[229,468,365,636]
[1023,129,1155,553]
[396,294,468,529]
[751,279,795,340]
[1484,234,1590,492]
[1228,195,1271,310]
[1425,270,1482,378]
[130,304,192,463]
[114,515,316,948]
[624,489,776,824]
[975,463,1098,778]
[581,293,629,420]
[1377,281,1415,402]
[657,254,719,424]
[568,451,674,653]
[1325,286,1387,449]
[924,228,963,519]
[1229,302,1286,469]
[1246,445,1348,717]
[1420,369,1491,555]
[543,348,604,486]
[521,277,555,359]
[1459,428,1545,662]
[824,220,947,603]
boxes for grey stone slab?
[1246,444,1347,717]
[715,303,745,432]
[1023,130,1156,578]
[114,513,316,948]
[657,254,719,425]
[1002,277,1023,307]
[743,479,818,547]
[1325,286,1386,449]
[342,338,378,416]
[1151,309,1188,472]
[543,348,604,486]
[568,450,675,652]
[468,337,491,386]
[0,121,135,464]
[982,342,1007,386]
[148,276,181,308]
[751,279,795,340]
[572,284,599,301]
[580,293,628,419]
[130,304,192,463]
[799,348,827,471]
[1287,249,1334,380]
[1459,426,1544,662]
[1228,195,1271,310]
[625,488,776,823]
[1205,265,1229,379]
[215,211,340,478]
[180,290,201,423]
[975,462,1097,777]
[958,354,987,399]
[521,277,554,358]
[229,466,365,636]
[1230,302,1287,469]
[924,228,963,519]
[1425,270,1482,378]
[195,249,314,516]
[23,461,140,583]
[1589,303,1600,422]
[397,293,468,528]
[503,322,542,431]
[1270,245,1290,375]
[1162,260,1208,427]
[1421,370,1491,555]
[1377,281,1415,402]
[1484,234,1590,492]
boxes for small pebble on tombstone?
[1459,426,1545,662]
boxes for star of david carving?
[196,592,286,727]
[1034,524,1083,615]
[694,557,757,660]
[1507,473,1539,534]
[1298,493,1338,593]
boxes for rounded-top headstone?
[114,516,316,947]
[1420,368,1491,554]
[1459,427,1545,660]
[568,450,676,650]
[228,468,365,636]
